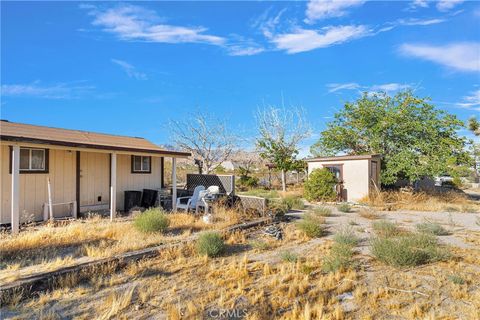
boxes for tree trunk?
[281,169,286,192]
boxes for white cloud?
[111,59,147,80]
[327,82,361,93]
[1,82,94,99]
[228,45,265,56]
[305,0,365,23]
[370,83,411,92]
[457,89,480,110]
[436,0,464,11]
[326,82,412,93]
[85,4,225,45]
[412,0,429,8]
[271,25,370,54]
[400,42,480,72]
[397,18,446,26]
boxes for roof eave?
[0,135,191,157]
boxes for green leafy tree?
[311,91,470,185]
[304,168,337,202]
[256,106,310,191]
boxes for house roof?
[0,120,190,157]
[305,154,381,162]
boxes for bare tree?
[256,105,311,191]
[169,113,237,174]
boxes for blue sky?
[1,1,479,154]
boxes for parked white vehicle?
[434,174,454,187]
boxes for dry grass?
[4,225,480,320]
[360,191,480,212]
[0,208,242,285]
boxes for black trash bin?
[141,189,158,208]
[124,191,142,212]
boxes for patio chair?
[197,185,221,214]
[176,185,205,213]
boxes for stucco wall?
[308,159,370,202]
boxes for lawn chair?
[176,185,205,213]
[197,185,221,214]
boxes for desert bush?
[371,233,449,267]
[268,200,290,217]
[280,251,298,263]
[372,220,399,237]
[196,232,225,257]
[296,213,325,238]
[312,206,333,217]
[333,227,359,246]
[416,222,449,236]
[358,208,382,220]
[337,203,352,213]
[322,243,354,272]
[282,195,305,210]
[448,274,465,285]
[133,208,170,233]
[249,240,269,251]
[304,168,337,202]
[238,175,259,189]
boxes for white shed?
[306,154,381,202]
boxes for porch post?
[160,157,165,188]
[172,157,177,212]
[110,152,117,221]
[11,145,20,234]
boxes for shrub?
[333,227,359,246]
[268,200,290,217]
[358,208,381,220]
[322,243,354,272]
[197,232,225,257]
[372,220,399,237]
[448,274,465,285]
[282,196,305,210]
[280,251,298,263]
[238,175,259,188]
[133,208,170,233]
[304,168,337,202]
[371,233,449,267]
[296,213,325,238]
[250,240,269,251]
[312,207,333,217]
[337,203,352,213]
[416,222,449,236]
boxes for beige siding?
[79,152,110,211]
[308,159,370,202]
[116,155,162,211]
[1,145,76,223]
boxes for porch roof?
[0,120,190,157]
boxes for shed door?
[79,152,110,212]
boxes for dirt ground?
[2,202,480,319]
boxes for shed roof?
[305,154,381,162]
[0,120,190,157]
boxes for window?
[131,155,151,173]
[324,164,343,181]
[11,147,49,173]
